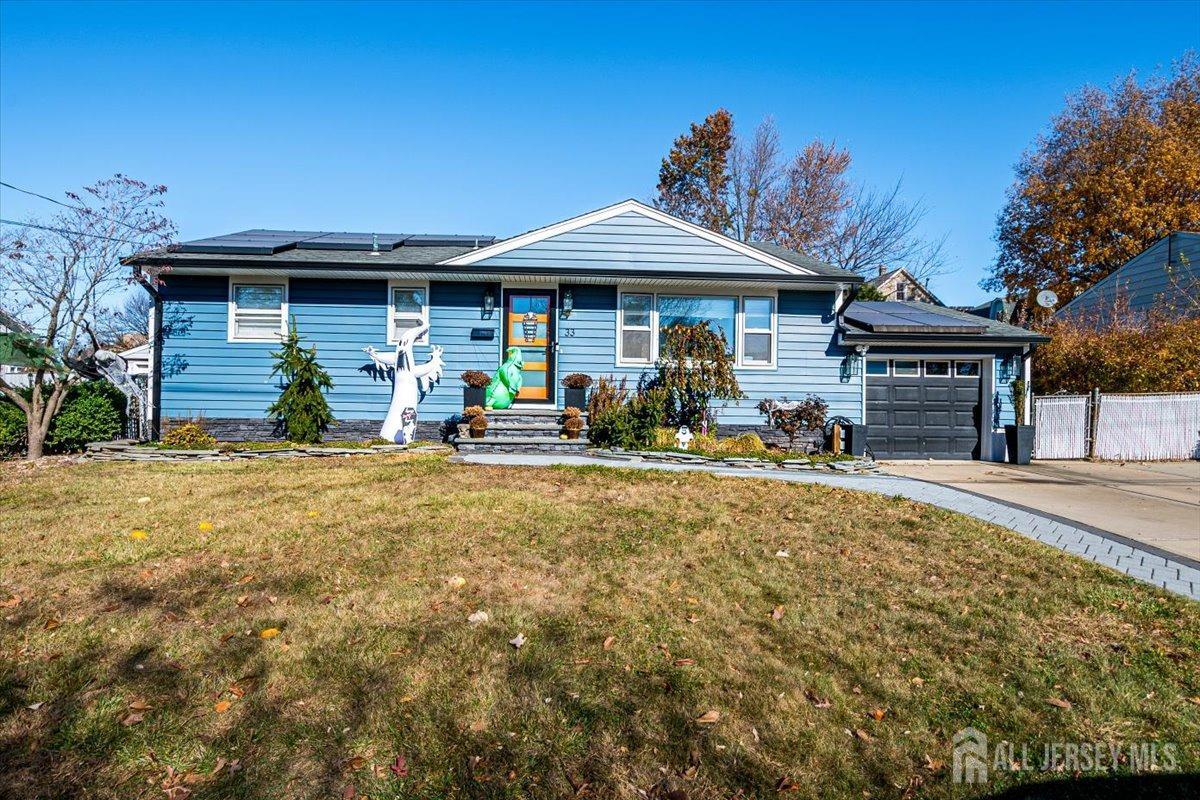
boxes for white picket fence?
[1034,391,1200,461]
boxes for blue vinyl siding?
[473,211,794,279]
[556,285,860,425]
[160,276,501,424]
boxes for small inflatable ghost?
[675,425,694,450]
[485,346,524,409]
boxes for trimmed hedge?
[1,380,127,456]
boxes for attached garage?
[865,359,981,459]
[839,301,1050,462]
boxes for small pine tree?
[267,319,335,444]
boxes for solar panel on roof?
[402,234,495,247]
[844,302,985,334]
[295,233,410,251]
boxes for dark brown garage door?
[865,359,981,459]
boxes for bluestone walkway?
[452,452,1200,602]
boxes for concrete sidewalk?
[451,452,1199,601]
[879,460,1200,561]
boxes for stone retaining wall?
[85,441,451,463]
[165,417,444,443]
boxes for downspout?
[134,268,163,440]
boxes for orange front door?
[504,290,556,402]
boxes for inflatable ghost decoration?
[485,346,524,409]
[363,322,444,444]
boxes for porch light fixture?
[841,344,866,379]
[482,288,495,317]
[998,354,1017,381]
[561,289,574,317]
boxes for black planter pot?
[844,423,870,457]
[563,387,588,412]
[1004,424,1035,465]
[463,386,486,409]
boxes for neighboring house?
[126,199,1047,460]
[953,298,1015,324]
[866,265,942,305]
[1057,231,1200,322]
[0,309,33,389]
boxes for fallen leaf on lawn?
[259,628,280,639]
[219,631,237,643]
[129,698,153,712]
[341,755,366,772]
[130,529,148,540]
[237,574,255,585]
[854,728,872,741]
[198,521,215,533]
[923,754,944,772]
[44,618,61,631]
[446,575,466,589]
[1046,697,1072,709]
[136,496,151,504]
[342,785,355,800]
[469,719,487,732]
[120,712,144,726]
[1,594,20,608]
[775,550,790,558]
[509,632,526,649]
[602,636,616,651]
[869,708,886,721]
[467,610,489,625]
[236,595,251,607]
[695,710,720,725]
[307,510,319,518]
[26,701,45,711]
[776,775,799,792]
[399,694,415,703]
[771,605,785,620]
[803,689,831,708]
[1188,696,1200,706]
[389,753,409,778]
[910,677,925,686]
[674,658,695,667]
[214,700,232,713]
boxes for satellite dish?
[1036,289,1058,309]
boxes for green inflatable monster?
[485,347,524,409]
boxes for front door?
[503,289,556,403]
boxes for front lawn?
[1,454,1197,798]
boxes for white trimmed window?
[229,279,287,341]
[388,282,428,343]
[617,289,778,368]
[741,296,775,366]
[618,292,653,364]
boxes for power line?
[0,180,157,235]
[0,218,159,248]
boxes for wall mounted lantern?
[997,354,1017,382]
[482,288,495,317]
[561,289,574,317]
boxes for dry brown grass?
[1,454,1197,799]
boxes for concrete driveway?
[880,460,1200,562]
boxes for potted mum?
[459,405,484,438]
[1004,378,1035,465]
[468,410,489,439]
[561,373,593,412]
[461,370,491,409]
[561,406,585,440]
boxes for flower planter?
[469,426,487,439]
[564,387,587,412]
[1004,424,1035,465]
[463,386,486,409]
[564,428,581,440]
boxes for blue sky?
[1,0,1196,305]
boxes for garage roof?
[842,301,1049,343]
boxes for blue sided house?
[127,200,1048,460]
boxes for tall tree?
[0,175,175,458]
[657,112,946,282]
[986,54,1200,318]
[655,108,734,235]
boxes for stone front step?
[452,435,589,453]
[483,421,589,439]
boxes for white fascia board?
[436,199,814,276]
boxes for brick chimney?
[877,264,888,277]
